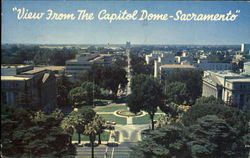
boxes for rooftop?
[160,64,195,69]
[1,76,31,81]
[1,65,32,69]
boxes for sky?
[2,1,250,45]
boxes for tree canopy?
[1,105,76,157]
[165,69,203,105]
[127,75,164,130]
[77,65,128,98]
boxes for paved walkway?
[127,116,133,125]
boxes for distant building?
[1,65,57,112]
[153,52,176,77]
[241,43,250,52]
[195,59,232,71]
[243,61,250,75]
[202,71,250,109]
[1,65,33,76]
[155,64,195,78]
[145,51,162,64]
[126,41,131,51]
[65,54,113,78]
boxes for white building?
[155,64,195,78]
[241,43,250,52]
[65,54,113,78]
[202,71,250,110]
[195,59,232,71]
[145,51,162,64]
[243,61,250,75]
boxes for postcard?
[1,0,250,158]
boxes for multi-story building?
[195,59,232,71]
[1,65,57,112]
[243,61,250,75]
[155,64,196,79]
[145,51,162,64]
[153,52,176,77]
[65,53,114,78]
[241,43,250,52]
[202,71,250,109]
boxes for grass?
[133,114,163,124]
[99,114,127,125]
[94,104,127,112]
[114,131,119,142]
[72,131,110,142]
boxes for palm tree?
[84,120,100,158]
[61,116,75,142]
[73,113,85,144]
[94,115,105,144]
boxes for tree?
[61,116,75,142]
[81,82,101,105]
[127,76,164,130]
[130,53,152,75]
[94,115,105,144]
[182,101,249,136]
[165,82,188,105]
[130,125,190,158]
[188,115,246,158]
[166,69,203,105]
[69,87,86,107]
[57,73,72,107]
[68,108,96,144]
[195,96,224,105]
[1,105,76,157]
[130,115,249,158]
[77,65,128,98]
[84,120,100,158]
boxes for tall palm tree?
[84,120,100,158]
[61,116,75,142]
[73,113,85,144]
[94,115,105,144]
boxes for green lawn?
[94,104,127,112]
[99,114,127,125]
[72,131,110,141]
[114,131,120,142]
[133,114,163,124]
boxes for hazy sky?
[2,1,250,45]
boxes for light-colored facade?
[155,64,195,78]
[241,43,250,52]
[243,62,250,75]
[1,65,57,112]
[202,71,250,110]
[65,54,113,78]
[195,59,232,71]
[153,52,176,77]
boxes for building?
[195,59,232,71]
[202,71,250,110]
[155,64,195,78]
[241,43,250,52]
[175,51,193,65]
[153,52,176,77]
[1,65,33,76]
[126,41,131,51]
[243,61,250,75]
[145,51,162,64]
[65,53,114,78]
[1,65,57,112]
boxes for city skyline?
[2,1,250,45]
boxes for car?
[107,142,119,147]
[106,121,111,124]
[111,121,116,125]
[104,125,115,130]
[75,143,83,147]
